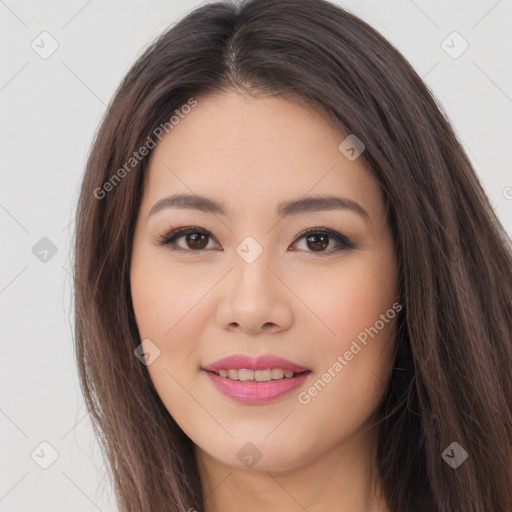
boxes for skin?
[130,90,399,512]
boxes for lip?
[202,354,310,373]
[201,354,312,404]
[204,370,311,404]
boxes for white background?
[1,0,511,510]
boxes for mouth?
[201,354,312,403]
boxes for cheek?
[294,249,398,411]
[300,256,398,347]
[130,256,208,424]
[129,254,212,419]
[295,277,397,444]
[130,252,208,341]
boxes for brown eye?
[293,228,355,254]
[157,227,216,252]
[304,233,329,252]
[183,232,209,250]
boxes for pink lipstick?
[202,354,311,404]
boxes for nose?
[214,251,294,335]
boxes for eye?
[155,226,218,252]
[291,227,356,254]
[155,226,356,254]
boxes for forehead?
[142,91,383,223]
[160,91,344,160]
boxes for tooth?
[217,368,299,381]
[271,368,285,379]
[255,369,272,381]
[238,369,255,381]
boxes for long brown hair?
[72,0,512,510]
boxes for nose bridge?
[232,235,276,296]
[214,234,293,333]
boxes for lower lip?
[203,370,311,404]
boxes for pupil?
[307,234,328,251]
[187,233,208,250]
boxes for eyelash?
[155,226,356,255]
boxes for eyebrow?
[148,193,370,223]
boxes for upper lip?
[202,354,310,373]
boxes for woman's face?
[130,90,399,472]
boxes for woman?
[72,0,512,510]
